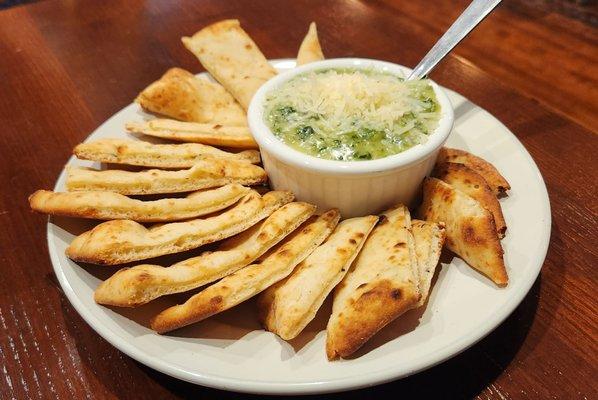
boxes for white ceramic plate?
[47,59,550,395]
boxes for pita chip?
[326,205,420,360]
[135,67,246,125]
[65,159,266,195]
[182,20,277,110]
[126,119,258,149]
[66,190,292,265]
[437,147,510,196]
[74,138,260,168]
[296,22,324,66]
[419,178,508,286]
[29,184,249,222]
[434,162,507,238]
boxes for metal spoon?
[407,0,502,80]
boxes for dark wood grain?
[374,0,598,131]
[0,0,596,399]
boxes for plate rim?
[47,59,551,395]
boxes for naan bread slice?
[74,138,260,168]
[258,215,378,340]
[65,159,266,195]
[412,219,446,307]
[151,210,340,333]
[326,205,420,360]
[437,147,510,196]
[126,119,257,149]
[182,19,277,110]
[66,190,292,265]
[135,67,246,125]
[296,22,324,66]
[94,201,315,306]
[434,162,506,237]
[28,184,249,222]
[419,178,508,286]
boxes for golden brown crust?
[419,178,508,286]
[28,184,249,222]
[73,138,260,168]
[437,147,510,196]
[65,159,266,195]
[258,215,378,341]
[150,210,340,333]
[94,201,316,306]
[66,191,293,265]
[434,162,506,238]
[135,67,247,125]
[182,19,277,110]
[126,119,258,149]
[326,280,419,359]
[325,205,420,360]
[296,22,324,66]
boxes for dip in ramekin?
[263,68,441,162]
[248,58,454,217]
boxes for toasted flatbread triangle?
[65,159,266,195]
[434,162,506,237]
[126,119,258,149]
[29,184,249,222]
[74,138,260,168]
[182,19,277,110]
[437,147,510,196]
[67,190,293,265]
[94,201,315,307]
[412,219,446,307]
[419,178,508,286]
[150,210,340,333]
[297,22,324,66]
[135,67,247,125]
[258,215,378,341]
[326,205,420,360]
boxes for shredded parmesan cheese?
[264,68,440,161]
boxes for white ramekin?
[248,58,454,218]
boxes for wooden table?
[1,0,596,398]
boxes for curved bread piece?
[434,162,506,237]
[151,210,340,333]
[419,178,508,286]
[65,160,266,195]
[182,19,277,110]
[74,138,260,168]
[326,205,421,360]
[412,219,446,307]
[66,190,293,265]
[126,119,257,149]
[94,201,315,306]
[28,184,249,222]
[135,67,246,125]
[297,22,324,66]
[437,147,510,196]
[258,215,378,340]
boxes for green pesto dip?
[263,68,441,161]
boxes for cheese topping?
[263,68,440,161]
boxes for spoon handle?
[407,0,502,80]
